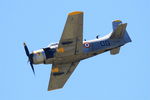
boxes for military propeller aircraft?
[23,11,131,91]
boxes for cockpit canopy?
[48,42,58,48]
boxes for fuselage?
[30,33,127,65]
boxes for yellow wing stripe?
[52,67,59,72]
[57,48,64,53]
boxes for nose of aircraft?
[31,49,46,64]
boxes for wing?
[48,62,79,91]
[56,11,83,57]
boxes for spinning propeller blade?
[23,42,35,75]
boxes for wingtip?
[68,11,83,15]
[48,87,62,91]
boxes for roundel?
[84,42,90,48]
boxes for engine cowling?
[32,49,46,64]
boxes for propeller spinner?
[23,42,35,75]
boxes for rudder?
[110,20,131,43]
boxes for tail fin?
[112,20,122,30]
[110,20,132,55]
[110,20,132,43]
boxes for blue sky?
[0,0,150,100]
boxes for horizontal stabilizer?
[110,47,120,55]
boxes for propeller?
[23,42,35,75]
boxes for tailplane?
[110,47,120,55]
